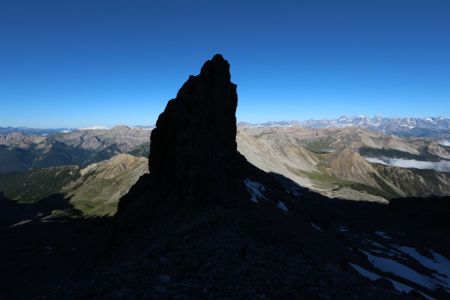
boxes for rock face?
[148,54,242,207]
[118,54,247,218]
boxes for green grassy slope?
[0,166,80,203]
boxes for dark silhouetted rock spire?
[148,54,241,207]
[118,54,246,214]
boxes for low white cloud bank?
[365,157,450,173]
[438,140,450,146]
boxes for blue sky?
[0,0,449,128]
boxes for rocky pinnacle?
[119,54,245,212]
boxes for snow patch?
[290,187,303,197]
[311,222,323,232]
[431,251,450,291]
[362,251,438,290]
[349,263,436,300]
[366,240,402,257]
[277,201,289,213]
[368,240,388,249]
[374,231,392,240]
[80,125,110,130]
[9,219,32,228]
[349,263,381,281]
[244,178,267,203]
[389,279,435,300]
[396,246,450,291]
[339,225,349,232]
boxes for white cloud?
[438,140,450,147]
[365,157,450,173]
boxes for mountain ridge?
[238,116,450,138]
[2,123,449,200]
[0,153,147,216]
[4,115,448,136]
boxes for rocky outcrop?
[118,54,247,215]
[52,125,150,152]
[148,54,243,207]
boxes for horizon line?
[1,114,450,130]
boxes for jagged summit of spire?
[198,53,231,81]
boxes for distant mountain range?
[1,115,449,203]
[0,126,75,136]
[237,126,450,202]
[0,125,154,135]
[239,116,450,138]
[2,123,449,204]
[0,126,150,172]
[4,116,449,138]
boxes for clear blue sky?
[0,0,449,128]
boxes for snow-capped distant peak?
[80,126,110,130]
[237,116,450,138]
[131,125,155,130]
